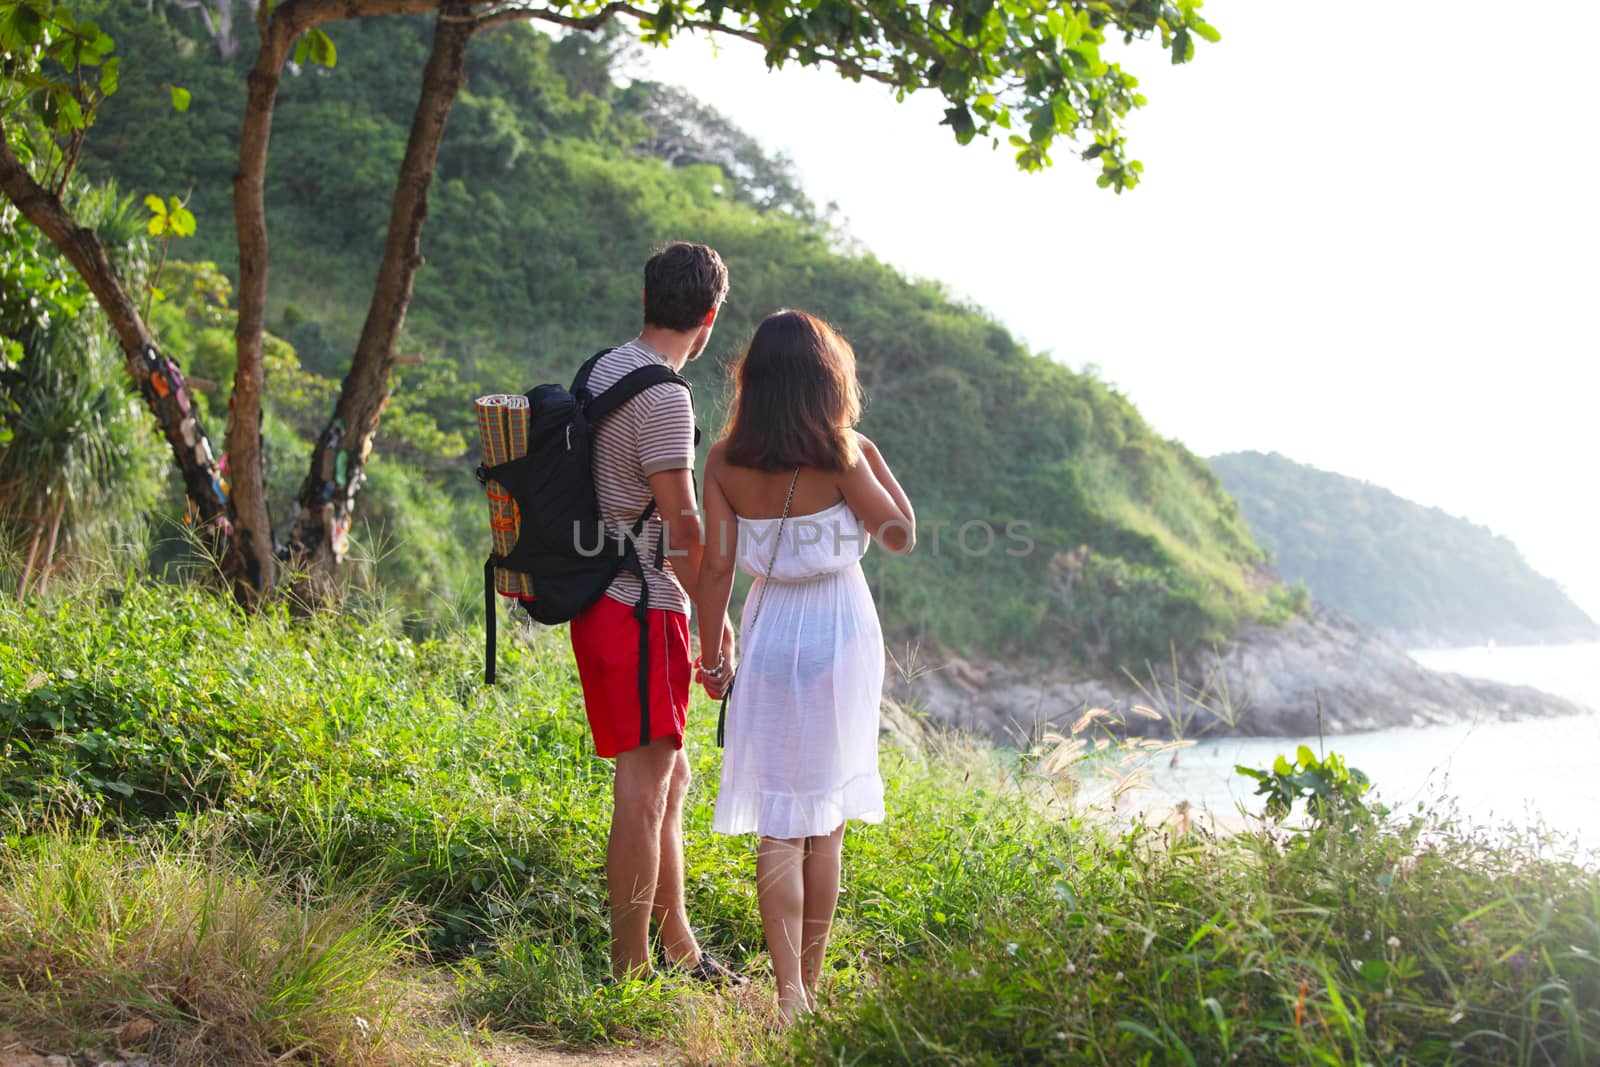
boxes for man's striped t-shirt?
[586,340,696,616]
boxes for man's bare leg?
[799,824,846,1004]
[609,737,679,978]
[651,747,702,965]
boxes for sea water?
[1099,643,1600,846]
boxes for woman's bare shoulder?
[834,431,874,480]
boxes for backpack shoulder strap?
[584,364,692,426]
[568,349,613,401]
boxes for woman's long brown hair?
[721,310,863,472]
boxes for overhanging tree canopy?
[462,0,1213,184]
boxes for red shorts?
[569,595,690,759]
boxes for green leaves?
[50,92,82,132]
[0,0,120,136]
[1358,957,1389,984]
[613,0,1221,190]
[0,2,115,75]
[942,104,976,145]
[292,26,337,68]
[144,194,196,239]
[1170,26,1192,64]
[0,0,47,51]
[1237,747,1375,826]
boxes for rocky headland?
[1380,620,1600,650]
[889,603,1593,746]
[1210,451,1600,649]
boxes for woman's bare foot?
[775,979,813,1025]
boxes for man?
[568,241,740,981]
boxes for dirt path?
[483,1044,667,1067]
[0,1032,670,1067]
[0,1036,153,1067]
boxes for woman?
[695,309,915,1022]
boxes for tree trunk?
[284,5,474,602]
[228,14,300,601]
[0,118,235,571]
[19,505,45,597]
[230,0,462,606]
[36,496,65,595]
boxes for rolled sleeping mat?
[475,393,537,599]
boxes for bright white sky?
[636,0,1600,622]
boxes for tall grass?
[3,574,1596,1065]
[0,826,418,1065]
[791,799,1600,1065]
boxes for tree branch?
[467,0,638,33]
[281,0,465,33]
[464,1,899,88]
[2,118,149,372]
[280,0,901,89]
[0,113,229,530]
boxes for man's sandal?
[669,951,749,988]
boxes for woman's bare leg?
[756,836,808,1022]
[800,823,846,1004]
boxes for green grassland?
[1,575,1594,1065]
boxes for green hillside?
[1211,450,1598,644]
[61,4,1273,665]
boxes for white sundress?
[712,498,887,840]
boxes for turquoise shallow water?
[1094,643,1600,846]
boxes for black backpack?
[476,350,697,746]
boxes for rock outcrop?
[889,603,1592,746]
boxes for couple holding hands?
[565,241,915,1022]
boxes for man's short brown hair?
[643,242,728,331]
